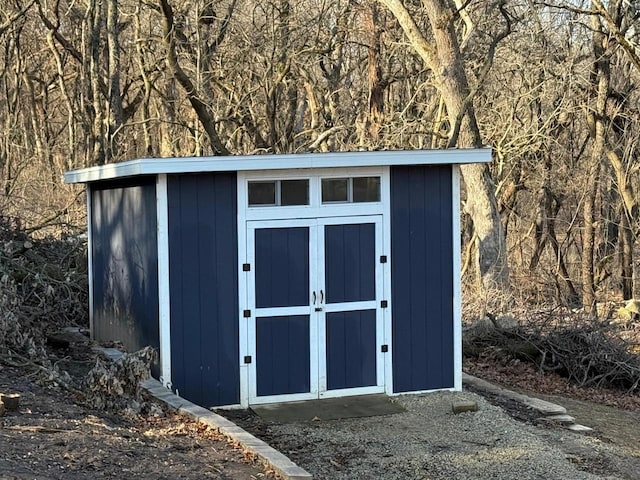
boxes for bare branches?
[159,0,230,155]
[376,0,436,69]
[0,0,35,38]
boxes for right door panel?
[321,218,384,395]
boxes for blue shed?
[65,149,491,408]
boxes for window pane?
[353,177,380,202]
[322,178,349,203]
[249,181,276,205]
[281,179,309,206]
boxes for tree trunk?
[379,0,510,298]
[106,0,123,161]
[365,3,385,142]
[582,11,609,311]
[620,208,633,300]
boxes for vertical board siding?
[168,173,239,407]
[255,227,309,308]
[324,223,376,303]
[256,315,311,396]
[391,165,454,392]
[91,178,159,375]
[326,310,377,390]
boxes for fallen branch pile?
[0,216,157,414]
[464,311,640,393]
[0,215,87,363]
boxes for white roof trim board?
[64,148,492,184]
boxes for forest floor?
[2,333,640,479]
[221,357,640,480]
[0,361,274,480]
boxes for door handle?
[312,291,316,305]
[320,290,324,304]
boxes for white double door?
[245,215,385,405]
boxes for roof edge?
[64,148,492,184]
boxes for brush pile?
[464,310,640,393]
[0,215,156,414]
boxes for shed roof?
[64,148,491,184]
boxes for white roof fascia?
[64,148,491,184]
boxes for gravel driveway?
[229,390,634,480]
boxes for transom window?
[322,177,380,204]
[248,179,309,206]
[244,171,384,211]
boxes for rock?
[567,424,593,433]
[542,414,575,425]
[452,400,478,414]
[0,393,20,411]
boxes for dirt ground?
[3,339,640,480]
[0,364,273,480]
[222,384,640,480]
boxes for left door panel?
[247,222,317,404]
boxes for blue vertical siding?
[391,165,454,392]
[256,315,311,396]
[255,227,309,308]
[167,172,239,407]
[90,178,159,375]
[326,310,377,390]
[324,223,376,303]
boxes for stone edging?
[142,379,313,480]
[462,372,567,415]
[462,372,594,432]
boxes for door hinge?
[242,263,251,272]
[380,255,387,264]
[243,309,251,318]
[380,300,388,308]
[381,344,389,353]
[244,355,252,364]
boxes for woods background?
[1,0,639,316]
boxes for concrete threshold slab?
[462,372,567,415]
[252,394,405,423]
[142,379,312,480]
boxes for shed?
[65,149,491,408]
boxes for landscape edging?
[142,378,313,480]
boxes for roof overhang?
[64,148,492,184]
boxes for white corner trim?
[452,165,463,391]
[64,149,492,184]
[237,173,250,408]
[381,166,394,396]
[86,187,94,340]
[156,174,172,388]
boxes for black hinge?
[244,356,252,364]
[380,255,387,264]
[243,309,251,318]
[381,344,388,353]
[242,263,251,272]
[380,300,388,308]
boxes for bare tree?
[378,0,511,302]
